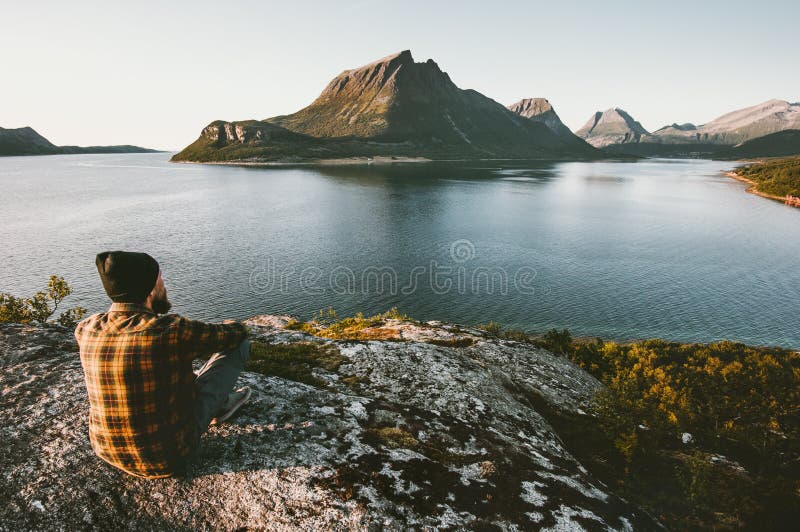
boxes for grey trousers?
[193,339,250,435]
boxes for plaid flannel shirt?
[74,303,248,478]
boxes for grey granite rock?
[0,318,660,530]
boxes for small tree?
[538,328,573,355]
[0,275,86,328]
[480,320,503,337]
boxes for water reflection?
[1,153,798,348]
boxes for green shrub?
[0,293,29,323]
[501,328,531,343]
[479,320,503,337]
[0,276,86,328]
[538,328,573,354]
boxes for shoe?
[210,386,252,426]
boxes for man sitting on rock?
[74,251,251,478]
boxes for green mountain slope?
[726,130,800,158]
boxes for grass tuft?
[284,308,411,340]
[365,427,420,449]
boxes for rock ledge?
[0,317,658,530]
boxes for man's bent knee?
[236,338,250,365]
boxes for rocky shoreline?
[171,156,433,167]
[0,316,660,530]
[170,154,619,167]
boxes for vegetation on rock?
[533,330,800,530]
[246,340,347,388]
[285,307,411,340]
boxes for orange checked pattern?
[74,303,247,478]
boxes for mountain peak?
[507,98,554,117]
[601,108,643,127]
[575,108,650,147]
[266,49,457,139]
[507,98,584,141]
[348,50,414,72]
[654,122,697,133]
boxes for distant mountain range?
[0,126,158,157]
[172,51,599,163]
[7,51,797,162]
[577,99,800,156]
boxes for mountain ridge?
[595,99,800,155]
[652,99,800,145]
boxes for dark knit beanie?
[95,251,160,303]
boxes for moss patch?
[340,374,370,388]
[427,337,475,348]
[284,320,318,335]
[365,427,420,449]
[246,340,346,388]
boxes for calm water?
[1,153,798,348]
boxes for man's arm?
[175,317,248,360]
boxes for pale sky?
[1,0,797,150]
